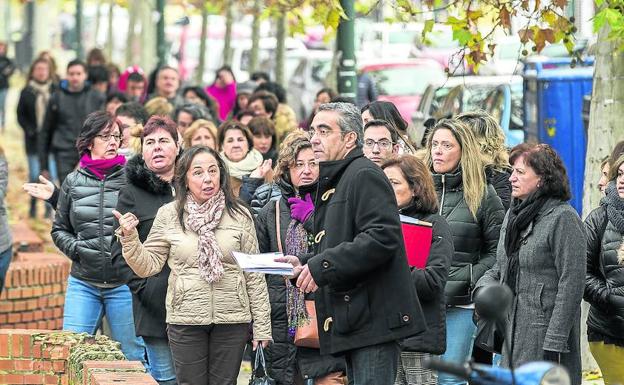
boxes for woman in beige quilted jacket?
[114,145,272,385]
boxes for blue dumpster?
[523,61,593,213]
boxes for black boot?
[29,198,37,219]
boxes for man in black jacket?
[0,41,15,133]
[282,102,426,385]
[39,59,105,184]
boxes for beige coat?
[119,201,272,340]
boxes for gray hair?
[317,102,363,147]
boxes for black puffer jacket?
[486,166,512,211]
[251,182,282,216]
[584,205,624,344]
[111,156,174,338]
[432,169,504,305]
[52,165,125,285]
[399,206,453,354]
[255,180,345,383]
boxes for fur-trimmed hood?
[125,155,173,195]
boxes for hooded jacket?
[111,155,174,338]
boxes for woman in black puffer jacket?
[423,119,504,385]
[255,132,346,384]
[52,111,145,362]
[584,154,624,385]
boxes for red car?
[360,59,446,123]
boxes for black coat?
[432,169,504,305]
[584,205,624,344]
[486,166,512,211]
[399,206,453,355]
[251,182,282,216]
[52,165,125,285]
[303,149,426,355]
[255,180,345,383]
[0,56,14,90]
[110,156,174,338]
[39,83,105,170]
[17,82,56,155]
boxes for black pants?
[167,323,249,385]
[54,149,79,186]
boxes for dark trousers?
[54,149,79,186]
[167,323,249,385]
[345,341,400,385]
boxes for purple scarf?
[80,154,126,180]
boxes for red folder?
[400,215,433,269]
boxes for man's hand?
[23,175,55,200]
[274,255,303,279]
[296,265,318,293]
[252,339,270,350]
[112,210,139,236]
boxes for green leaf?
[452,27,473,46]
[422,19,434,39]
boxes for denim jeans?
[0,88,7,128]
[143,336,176,385]
[27,154,59,184]
[438,307,477,385]
[0,246,11,292]
[345,341,400,385]
[63,276,146,363]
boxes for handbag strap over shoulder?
[275,199,283,253]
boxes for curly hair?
[456,110,509,171]
[509,143,571,201]
[144,97,174,118]
[183,119,218,150]
[423,118,487,219]
[272,131,312,184]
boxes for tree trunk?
[139,0,156,72]
[275,13,287,86]
[223,0,234,66]
[94,0,103,48]
[249,0,261,74]
[105,0,114,60]
[196,5,209,84]
[125,0,138,68]
[581,20,624,373]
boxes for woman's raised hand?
[112,210,139,236]
[250,159,273,179]
[23,175,55,200]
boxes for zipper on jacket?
[100,178,107,284]
[438,174,446,216]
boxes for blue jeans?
[438,307,477,385]
[345,341,400,385]
[0,88,7,127]
[0,246,11,292]
[143,336,176,385]
[27,154,58,184]
[63,276,146,363]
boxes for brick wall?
[0,253,70,329]
[0,329,156,385]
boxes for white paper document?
[232,251,294,276]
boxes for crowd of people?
[0,45,623,385]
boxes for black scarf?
[605,181,624,234]
[504,190,548,294]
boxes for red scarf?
[79,153,126,180]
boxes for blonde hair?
[129,124,143,155]
[456,110,509,171]
[273,130,311,183]
[424,119,487,219]
[183,119,218,150]
[144,97,174,117]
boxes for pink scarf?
[206,82,237,120]
[185,190,226,283]
[79,154,126,180]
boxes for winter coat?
[0,156,11,253]
[110,156,174,338]
[251,183,282,216]
[118,201,272,339]
[432,169,505,305]
[303,148,426,355]
[17,82,57,155]
[52,165,126,286]
[39,83,105,170]
[486,165,512,211]
[0,55,14,90]
[475,198,586,385]
[399,207,453,355]
[255,180,345,383]
[584,205,624,344]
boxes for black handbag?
[249,345,276,385]
[474,318,504,354]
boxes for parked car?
[359,59,446,124]
[412,75,524,146]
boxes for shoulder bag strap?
[275,199,283,253]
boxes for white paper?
[232,251,294,276]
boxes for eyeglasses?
[293,160,319,171]
[364,138,393,150]
[307,127,340,139]
[96,134,122,142]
